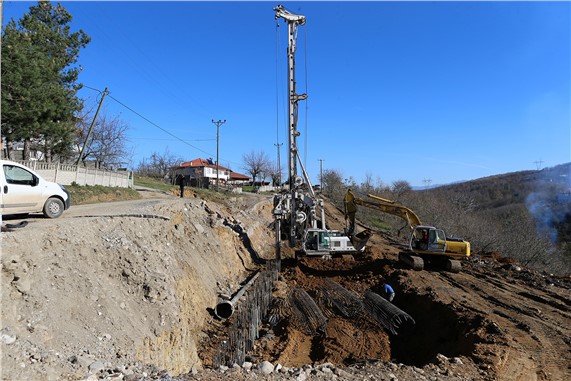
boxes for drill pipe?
[364,289,415,335]
[215,271,260,319]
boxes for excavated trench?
[202,256,485,369]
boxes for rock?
[242,361,253,371]
[69,354,93,369]
[295,370,308,381]
[89,360,105,373]
[13,274,32,294]
[0,327,17,344]
[436,353,449,363]
[260,360,274,375]
[104,373,124,380]
[334,368,351,378]
[193,223,205,234]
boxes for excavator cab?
[410,226,447,253]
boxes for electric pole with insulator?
[212,119,226,192]
[319,159,324,193]
[275,143,283,186]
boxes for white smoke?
[525,164,571,244]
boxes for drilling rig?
[272,5,361,259]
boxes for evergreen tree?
[1,1,90,161]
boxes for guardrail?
[16,161,133,188]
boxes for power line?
[81,86,242,167]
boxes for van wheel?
[43,198,64,218]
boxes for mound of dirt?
[1,191,274,380]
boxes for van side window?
[3,165,34,186]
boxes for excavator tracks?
[445,259,462,273]
[399,252,462,273]
[398,251,424,271]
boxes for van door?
[1,163,43,214]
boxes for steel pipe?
[215,272,260,319]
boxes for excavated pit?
[200,256,485,369]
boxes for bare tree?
[74,111,129,168]
[391,180,412,201]
[242,150,271,186]
[266,161,283,186]
[136,148,183,179]
[360,172,375,194]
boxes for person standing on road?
[176,174,185,198]
[382,283,395,302]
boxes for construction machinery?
[272,5,364,259]
[344,189,470,272]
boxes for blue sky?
[3,1,570,187]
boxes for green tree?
[1,1,90,161]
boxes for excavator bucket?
[351,230,372,252]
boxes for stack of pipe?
[289,287,328,335]
[318,279,364,318]
[364,289,415,335]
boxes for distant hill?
[423,163,571,211]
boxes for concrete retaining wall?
[16,161,133,188]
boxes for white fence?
[17,161,133,188]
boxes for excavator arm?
[344,189,422,230]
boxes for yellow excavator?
[344,189,470,273]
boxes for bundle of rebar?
[289,287,328,335]
[213,261,278,367]
[364,289,415,335]
[317,279,364,319]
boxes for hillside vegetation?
[323,163,571,276]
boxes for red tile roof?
[177,158,249,180]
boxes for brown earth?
[1,188,570,381]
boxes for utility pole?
[319,159,324,192]
[274,143,283,186]
[423,179,432,189]
[77,87,108,165]
[534,160,544,170]
[212,119,226,192]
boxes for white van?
[0,160,71,218]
